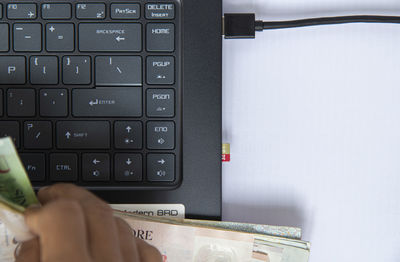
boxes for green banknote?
[0,137,38,212]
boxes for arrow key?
[82,153,110,181]
[115,154,142,182]
[114,121,142,149]
[147,154,175,182]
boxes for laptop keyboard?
[0,1,181,189]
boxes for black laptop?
[0,0,222,219]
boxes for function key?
[50,153,78,182]
[20,154,46,182]
[0,121,20,148]
[145,3,175,20]
[111,3,140,19]
[0,56,26,84]
[147,154,175,182]
[76,3,106,19]
[146,23,175,52]
[7,3,37,20]
[42,3,72,19]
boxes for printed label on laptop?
[111,204,185,219]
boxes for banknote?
[0,137,39,242]
[0,136,310,262]
[0,137,38,212]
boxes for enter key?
[72,88,142,117]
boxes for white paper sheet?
[222,0,400,261]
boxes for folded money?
[0,136,311,262]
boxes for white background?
[222,0,400,261]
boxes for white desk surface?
[222,1,400,261]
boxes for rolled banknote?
[0,137,39,242]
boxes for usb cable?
[223,13,400,38]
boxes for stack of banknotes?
[0,137,310,262]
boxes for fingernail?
[13,243,22,259]
[38,186,49,193]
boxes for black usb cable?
[223,13,400,38]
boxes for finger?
[38,184,123,262]
[15,238,40,262]
[136,239,163,262]
[115,217,141,262]
[25,200,90,262]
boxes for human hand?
[16,184,162,262]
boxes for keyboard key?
[0,121,20,148]
[147,56,175,85]
[50,153,78,182]
[0,24,9,52]
[147,23,175,52]
[30,56,59,85]
[0,90,2,116]
[147,154,175,182]
[13,24,42,52]
[79,23,142,52]
[42,3,72,19]
[46,24,74,52]
[20,154,46,182]
[40,89,68,117]
[95,56,142,86]
[24,121,52,149]
[147,122,175,150]
[7,89,35,117]
[0,4,2,19]
[7,3,37,20]
[56,121,110,149]
[114,154,142,182]
[72,88,142,117]
[111,4,140,19]
[0,56,25,84]
[63,56,91,85]
[145,3,175,20]
[76,3,105,19]
[114,121,142,149]
[82,153,110,181]
[147,89,175,117]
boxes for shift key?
[57,121,110,149]
[72,88,142,117]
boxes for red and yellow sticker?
[222,143,230,162]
